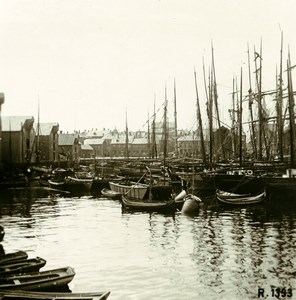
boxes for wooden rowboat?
[216,190,266,205]
[216,189,251,198]
[101,188,121,199]
[109,181,148,200]
[121,195,176,211]
[0,257,46,276]
[0,266,75,291]
[0,251,28,265]
[0,290,111,300]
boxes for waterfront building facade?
[1,116,35,165]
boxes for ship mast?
[194,68,206,165]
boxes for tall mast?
[239,67,243,165]
[231,77,236,157]
[247,43,257,159]
[147,110,151,158]
[163,85,168,164]
[287,49,295,167]
[202,57,209,163]
[173,78,178,158]
[36,97,40,163]
[211,42,225,161]
[151,97,157,159]
[254,40,263,160]
[125,108,129,159]
[194,68,206,165]
[208,67,213,165]
[277,31,284,162]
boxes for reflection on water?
[0,187,295,299]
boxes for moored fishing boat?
[0,251,28,265]
[101,188,121,199]
[212,172,265,195]
[0,257,46,276]
[121,195,176,212]
[109,181,148,200]
[0,266,75,291]
[0,290,111,300]
[64,176,93,191]
[216,189,266,205]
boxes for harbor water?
[0,187,295,299]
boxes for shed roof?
[34,122,59,136]
[58,133,79,146]
[81,144,94,151]
[84,138,105,145]
[2,116,34,131]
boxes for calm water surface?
[0,187,296,300]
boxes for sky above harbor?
[0,0,295,134]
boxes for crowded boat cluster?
[0,226,110,299]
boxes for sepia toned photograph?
[0,1,295,299]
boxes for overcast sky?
[0,0,295,133]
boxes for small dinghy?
[101,188,121,199]
[0,257,46,276]
[0,251,28,265]
[0,290,111,300]
[0,266,75,291]
[121,195,176,212]
[216,189,266,205]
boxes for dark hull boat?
[212,173,265,195]
[0,257,46,276]
[0,290,111,300]
[262,169,296,194]
[0,252,28,265]
[64,176,93,192]
[0,267,75,291]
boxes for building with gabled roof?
[58,132,80,165]
[34,122,59,163]
[80,144,94,159]
[1,116,35,165]
[110,133,134,157]
[130,137,149,157]
[84,138,107,157]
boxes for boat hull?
[216,190,266,205]
[121,195,176,212]
[101,188,121,199]
[109,181,148,200]
[0,251,28,265]
[0,257,46,276]
[0,267,75,291]
[0,290,111,300]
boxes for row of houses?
[0,114,247,167]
